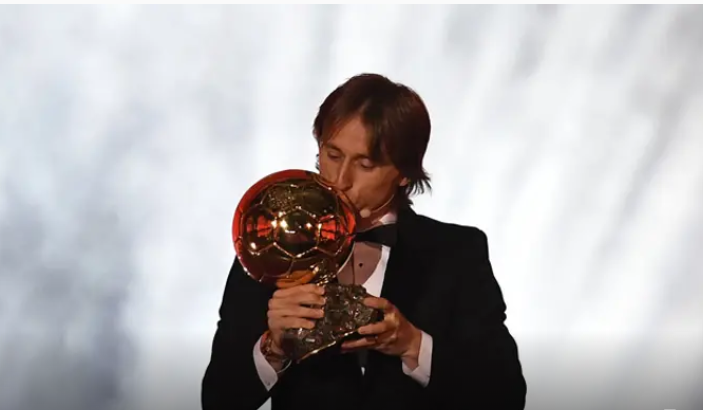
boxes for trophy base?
[280,282,383,362]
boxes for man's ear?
[399,176,410,187]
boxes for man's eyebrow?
[324,143,373,160]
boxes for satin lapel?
[378,206,429,325]
[363,207,431,382]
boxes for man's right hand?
[265,283,326,357]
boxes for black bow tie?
[354,223,398,247]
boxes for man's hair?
[313,73,431,207]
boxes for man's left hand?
[341,296,422,363]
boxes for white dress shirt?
[253,212,433,390]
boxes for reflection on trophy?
[231,169,383,362]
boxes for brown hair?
[313,73,431,207]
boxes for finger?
[363,296,392,312]
[357,320,390,336]
[270,317,316,331]
[291,292,326,307]
[273,283,324,299]
[269,291,325,310]
[341,337,377,351]
[268,306,324,320]
[273,283,323,298]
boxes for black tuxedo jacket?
[202,207,526,410]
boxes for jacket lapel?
[362,206,432,383]
[379,206,430,331]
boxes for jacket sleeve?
[201,257,275,410]
[425,228,527,409]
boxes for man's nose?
[333,164,353,191]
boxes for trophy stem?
[280,282,383,362]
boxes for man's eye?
[327,152,341,160]
[359,161,375,170]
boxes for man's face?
[318,116,408,215]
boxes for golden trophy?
[231,169,383,362]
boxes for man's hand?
[340,296,423,367]
[265,284,326,358]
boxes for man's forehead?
[321,117,390,163]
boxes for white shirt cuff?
[401,330,433,387]
[253,335,278,391]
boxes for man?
[202,73,527,410]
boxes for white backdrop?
[1,5,702,410]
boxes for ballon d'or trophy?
[232,169,383,362]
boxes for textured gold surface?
[232,169,382,361]
[232,169,357,287]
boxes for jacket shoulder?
[412,212,489,257]
[414,212,487,242]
